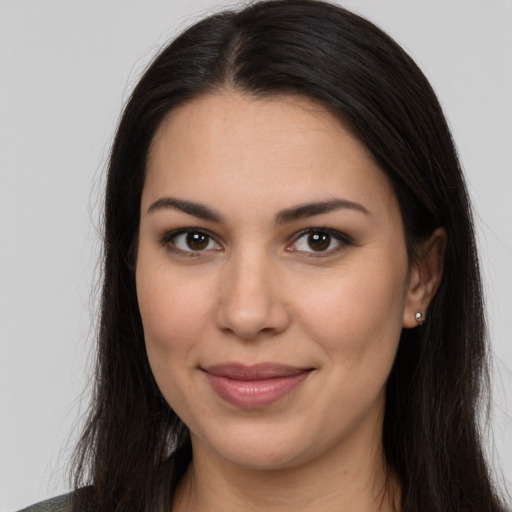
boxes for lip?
[202,363,313,408]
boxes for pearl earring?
[415,312,424,325]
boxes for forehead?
[143,92,397,218]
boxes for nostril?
[215,297,290,340]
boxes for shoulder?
[16,493,72,512]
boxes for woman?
[19,0,507,510]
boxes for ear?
[403,227,447,328]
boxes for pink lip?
[202,363,312,408]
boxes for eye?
[290,229,349,254]
[162,229,222,254]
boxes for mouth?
[202,363,313,408]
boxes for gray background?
[1,1,510,510]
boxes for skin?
[136,92,445,511]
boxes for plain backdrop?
[1,1,511,510]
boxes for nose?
[215,250,290,340]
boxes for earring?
[415,312,424,325]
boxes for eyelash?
[160,227,352,257]
[289,228,352,257]
[160,228,221,257]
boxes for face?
[136,92,416,471]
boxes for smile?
[202,363,313,408]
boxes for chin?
[212,442,312,471]
[190,417,332,472]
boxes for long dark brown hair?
[71,1,505,510]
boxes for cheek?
[293,254,407,372]
[135,258,215,386]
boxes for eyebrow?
[276,199,370,224]
[147,197,223,222]
[147,197,370,223]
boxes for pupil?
[308,232,330,251]
[186,232,208,250]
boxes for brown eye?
[307,232,331,251]
[168,230,221,253]
[291,229,348,255]
[186,231,209,250]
